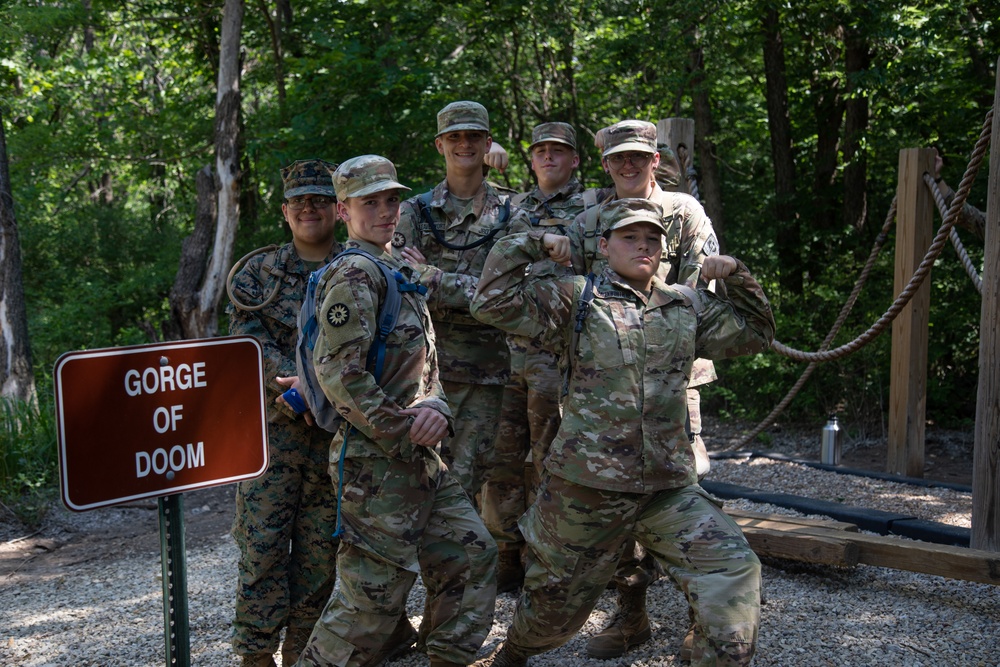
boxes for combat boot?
[678,608,704,664]
[496,547,525,594]
[281,627,312,666]
[370,614,417,664]
[585,584,652,659]
[473,642,528,667]
[240,654,276,667]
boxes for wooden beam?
[656,118,695,194]
[741,526,860,566]
[888,147,935,477]
[728,508,858,532]
[972,57,1000,552]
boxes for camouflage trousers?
[507,475,760,667]
[438,379,504,499]
[232,419,339,655]
[298,453,498,666]
[481,336,562,550]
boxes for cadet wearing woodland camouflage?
[227,159,342,667]
[393,102,525,544]
[470,198,774,667]
[483,121,585,593]
[571,120,721,659]
[297,155,497,667]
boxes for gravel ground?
[2,432,998,667]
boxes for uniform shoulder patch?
[392,231,406,248]
[326,303,351,327]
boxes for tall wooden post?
[656,118,695,194]
[888,148,935,478]
[972,58,1000,552]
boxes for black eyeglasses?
[286,195,335,211]
[605,152,653,169]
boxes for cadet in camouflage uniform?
[297,155,498,667]
[393,102,524,539]
[570,120,721,659]
[227,159,343,667]
[470,198,774,667]
[483,122,585,593]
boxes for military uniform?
[470,200,774,667]
[297,156,497,667]
[483,122,585,578]
[228,159,343,666]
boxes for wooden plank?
[741,526,859,567]
[888,147,935,478]
[727,508,859,532]
[971,56,1000,551]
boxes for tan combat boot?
[496,547,525,594]
[370,613,417,664]
[240,654,276,667]
[472,642,528,667]
[585,583,652,659]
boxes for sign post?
[54,335,269,665]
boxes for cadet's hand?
[542,233,571,266]
[401,246,427,268]
[276,376,315,426]
[484,142,509,173]
[401,407,449,446]
[701,255,738,281]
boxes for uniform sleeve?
[227,256,298,417]
[566,211,592,276]
[312,262,420,459]
[471,230,576,340]
[675,195,720,289]
[694,260,776,360]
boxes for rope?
[769,106,992,363]
[924,173,983,294]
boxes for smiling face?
[531,141,579,194]
[282,195,339,259]
[603,150,659,199]
[337,189,402,251]
[435,130,493,176]
[598,220,664,292]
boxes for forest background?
[0,0,996,515]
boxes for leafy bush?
[0,389,59,526]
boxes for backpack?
[294,247,426,432]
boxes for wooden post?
[656,118,695,194]
[888,148,935,478]
[972,58,1000,552]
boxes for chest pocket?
[579,300,638,370]
[645,306,695,374]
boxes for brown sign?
[54,336,269,511]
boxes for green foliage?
[0,390,58,526]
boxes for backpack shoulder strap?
[563,273,597,397]
[581,190,603,270]
[672,283,705,321]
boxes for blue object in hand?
[282,387,308,414]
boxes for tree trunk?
[0,110,35,401]
[809,25,845,234]
[842,22,871,231]
[762,5,801,295]
[688,34,726,251]
[168,0,243,340]
[167,166,217,340]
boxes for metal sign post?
[54,336,269,665]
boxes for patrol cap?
[528,122,577,151]
[600,198,666,236]
[436,101,490,136]
[601,120,658,157]
[281,159,338,199]
[332,155,411,200]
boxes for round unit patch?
[326,303,350,327]
[391,231,407,248]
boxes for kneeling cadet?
[470,198,775,667]
[297,155,498,667]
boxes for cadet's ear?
[598,236,610,257]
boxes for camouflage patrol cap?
[601,198,666,236]
[331,154,411,200]
[528,122,578,151]
[436,101,490,136]
[601,120,657,157]
[281,158,338,199]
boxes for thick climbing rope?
[925,173,983,294]
[731,107,992,447]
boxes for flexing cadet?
[470,198,774,667]
[571,120,721,659]
[483,121,585,593]
[393,102,522,543]
[297,155,498,667]
[227,159,342,667]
